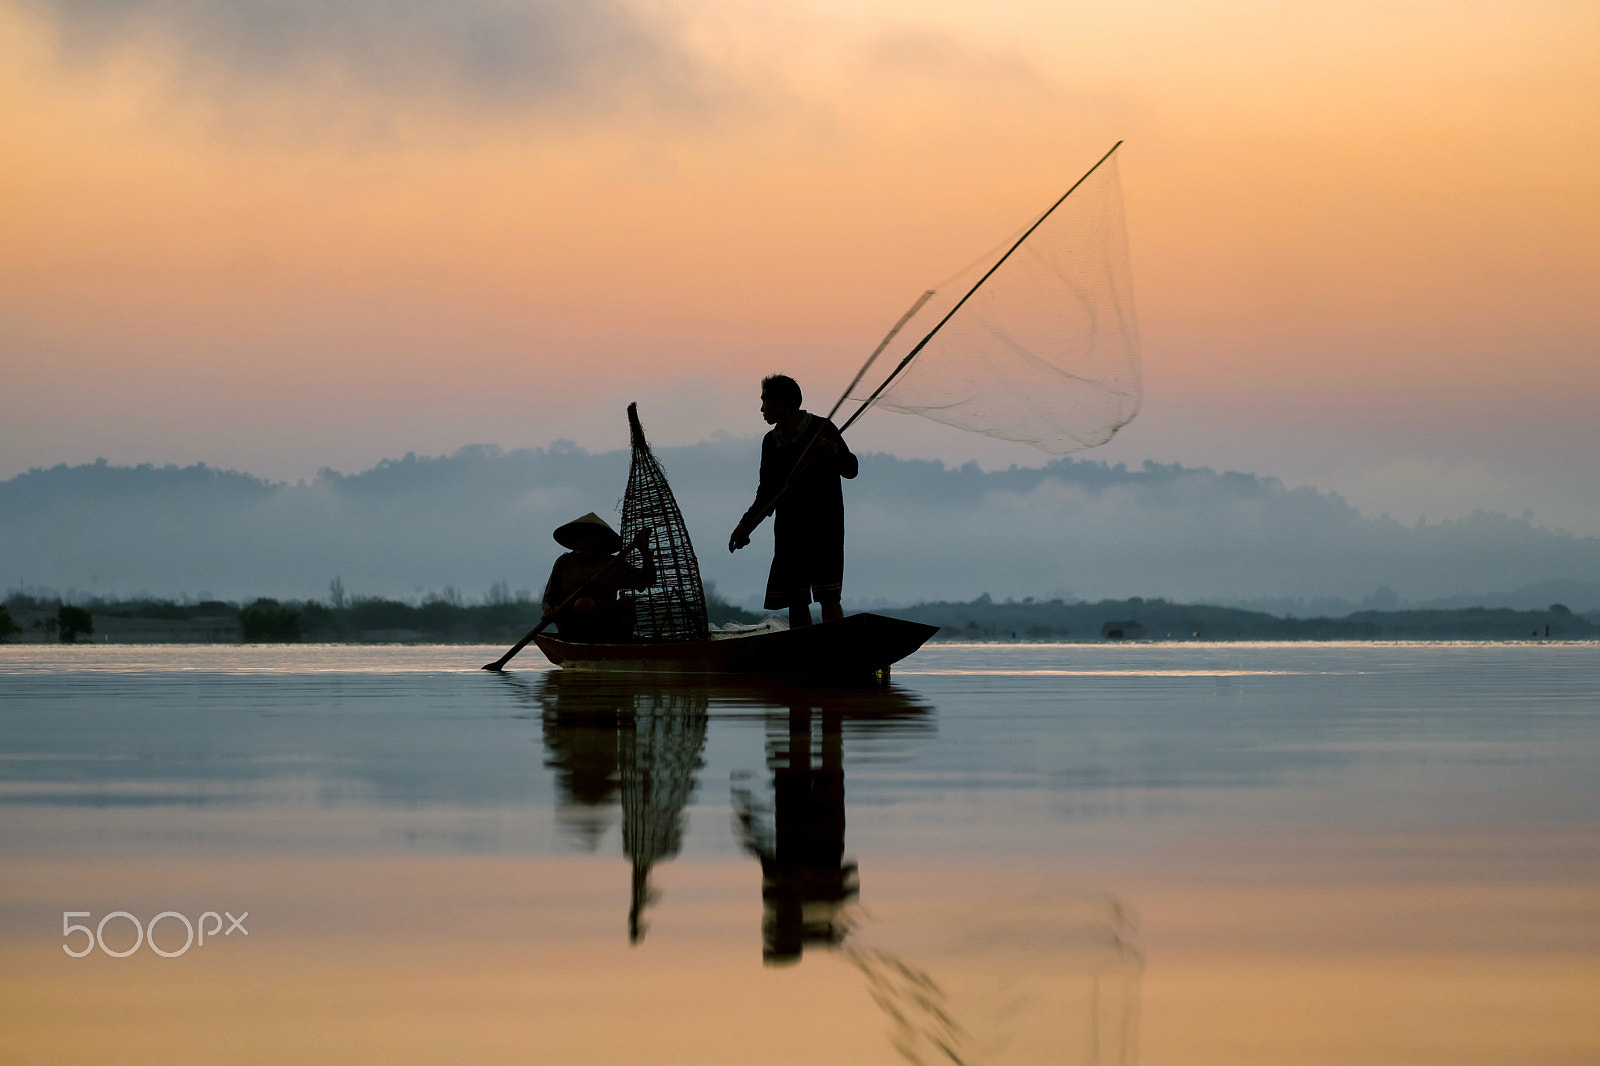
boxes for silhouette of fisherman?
[542,513,656,643]
[728,374,858,628]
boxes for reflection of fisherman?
[542,513,656,643]
[536,677,626,852]
[728,374,858,629]
[734,705,858,963]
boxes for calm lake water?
[3,642,1598,1064]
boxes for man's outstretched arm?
[730,438,776,551]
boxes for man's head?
[760,374,802,424]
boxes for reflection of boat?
[501,671,936,946]
[509,670,936,728]
[533,612,939,681]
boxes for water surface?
[3,642,1597,1063]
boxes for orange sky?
[2,0,1597,529]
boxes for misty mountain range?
[5,439,1599,613]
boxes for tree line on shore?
[3,590,1595,644]
[0,588,763,644]
[890,594,1598,641]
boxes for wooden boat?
[533,612,939,680]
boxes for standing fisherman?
[728,374,858,628]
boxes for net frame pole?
[837,140,1124,435]
[826,289,935,422]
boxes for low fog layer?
[5,440,1599,612]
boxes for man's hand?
[728,523,752,552]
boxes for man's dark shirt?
[741,412,858,607]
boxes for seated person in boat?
[542,513,656,643]
[727,374,858,628]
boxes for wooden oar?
[482,529,651,671]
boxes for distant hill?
[4,444,1600,609]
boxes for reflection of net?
[844,945,967,1065]
[842,895,1143,1065]
[846,148,1140,455]
[620,402,710,642]
[620,688,709,942]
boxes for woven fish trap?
[619,403,710,642]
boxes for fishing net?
[619,402,710,642]
[842,145,1141,455]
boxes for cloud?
[21,0,697,116]
[864,26,1049,92]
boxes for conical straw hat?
[554,512,622,552]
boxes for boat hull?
[532,612,938,679]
